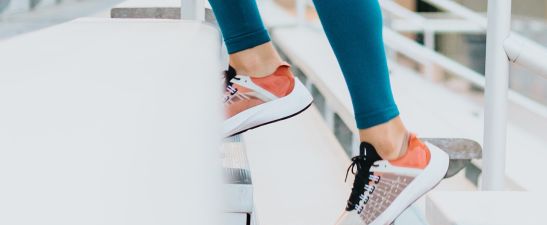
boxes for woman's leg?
[312,0,407,160]
[312,2,449,224]
[209,0,313,137]
[208,0,283,77]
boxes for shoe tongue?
[359,142,383,161]
[227,65,237,74]
[225,66,238,86]
[344,142,382,211]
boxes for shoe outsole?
[227,102,313,137]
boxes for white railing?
[295,0,547,191]
[421,0,547,79]
[181,0,205,21]
[482,0,511,191]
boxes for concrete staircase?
[0,11,223,225]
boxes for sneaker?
[335,133,449,225]
[223,62,313,137]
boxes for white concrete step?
[223,136,254,213]
[242,106,352,225]
[0,18,223,225]
[427,191,545,225]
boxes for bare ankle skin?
[229,42,284,77]
[358,117,409,160]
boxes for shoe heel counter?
[389,133,430,169]
[252,64,295,98]
[276,65,295,96]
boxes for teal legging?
[209,0,399,129]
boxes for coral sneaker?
[335,133,449,225]
[223,63,313,137]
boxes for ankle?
[229,42,284,77]
[230,59,285,78]
[358,117,408,160]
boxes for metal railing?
[181,0,204,21]
[482,0,511,191]
[293,0,547,191]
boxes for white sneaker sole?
[371,143,449,225]
[223,77,313,137]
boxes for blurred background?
[273,0,547,106]
[0,0,122,38]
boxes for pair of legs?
[214,2,451,224]
[210,0,407,160]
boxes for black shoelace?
[224,66,240,103]
[224,66,238,88]
[344,142,382,212]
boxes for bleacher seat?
[0,18,223,225]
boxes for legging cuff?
[355,106,400,129]
[225,29,271,54]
